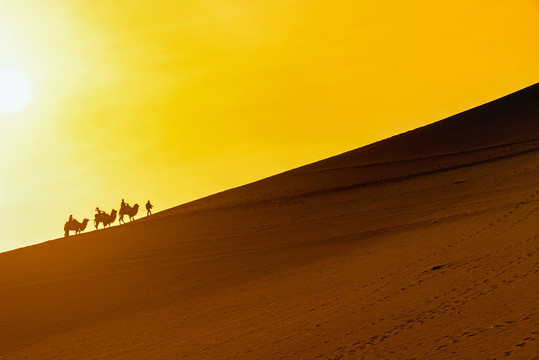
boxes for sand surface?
[1,84,538,359]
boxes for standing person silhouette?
[146,200,153,216]
[121,199,126,210]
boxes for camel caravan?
[64,199,153,237]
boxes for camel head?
[81,218,90,230]
[110,209,117,222]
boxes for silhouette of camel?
[119,204,139,224]
[64,218,89,237]
[94,209,117,229]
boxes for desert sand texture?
[1,83,538,359]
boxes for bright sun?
[0,68,32,114]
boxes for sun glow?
[0,68,32,114]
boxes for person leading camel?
[146,200,153,216]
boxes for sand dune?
[1,83,538,359]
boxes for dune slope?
[1,83,538,359]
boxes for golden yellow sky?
[0,0,538,251]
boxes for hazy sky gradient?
[1,0,538,251]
